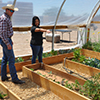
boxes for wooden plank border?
[13,25,86,31]
[62,49,100,77]
[64,59,100,77]
[0,82,22,100]
[81,49,100,60]
[0,53,73,74]
[22,63,90,100]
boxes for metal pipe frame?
[52,0,66,50]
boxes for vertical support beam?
[11,0,16,21]
[86,0,100,43]
[13,0,16,6]
[52,0,66,50]
[87,28,90,42]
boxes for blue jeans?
[0,38,18,81]
[30,44,43,64]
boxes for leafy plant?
[72,49,100,69]
[48,71,52,74]
[82,40,100,52]
[92,41,100,52]
[50,50,58,55]
[65,81,74,90]
[58,49,67,54]
[82,58,100,69]
[81,73,100,99]
[72,48,82,62]
[79,55,86,63]
[0,59,2,65]
[15,57,24,63]
[59,49,74,54]
[30,57,32,60]
[42,75,46,77]
[82,40,93,50]
[30,68,34,71]
[0,92,7,99]
[74,80,80,90]
[56,81,60,84]
[42,52,52,58]
[64,73,100,100]
[37,71,42,75]
[73,48,81,60]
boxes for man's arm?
[0,19,12,49]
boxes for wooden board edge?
[82,49,100,60]
[0,52,73,74]
[43,64,86,85]
[64,58,100,76]
[0,82,22,100]
[22,65,90,100]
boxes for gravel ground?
[49,62,91,79]
[0,72,62,100]
[0,62,91,100]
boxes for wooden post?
[87,28,90,42]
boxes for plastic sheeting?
[1,0,100,27]
[92,9,100,21]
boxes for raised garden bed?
[0,71,63,100]
[0,82,21,100]
[0,51,73,74]
[22,63,91,100]
[82,40,100,53]
[63,49,100,77]
[64,58,100,77]
[81,49,100,60]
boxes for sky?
[3,0,64,16]
[2,0,99,16]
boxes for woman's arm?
[35,28,51,33]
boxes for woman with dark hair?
[30,16,51,64]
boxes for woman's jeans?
[0,38,18,81]
[30,44,43,64]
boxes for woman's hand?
[46,30,51,33]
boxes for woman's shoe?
[40,62,44,69]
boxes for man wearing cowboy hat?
[0,4,25,84]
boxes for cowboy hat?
[2,4,18,11]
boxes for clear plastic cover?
[1,0,99,26]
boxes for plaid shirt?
[0,12,13,45]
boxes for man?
[0,4,25,84]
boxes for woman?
[30,16,51,64]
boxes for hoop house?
[0,0,100,50]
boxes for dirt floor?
[0,72,62,100]
[34,69,74,84]
[49,62,91,79]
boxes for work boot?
[1,76,10,81]
[12,79,25,84]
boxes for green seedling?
[30,68,34,71]
[0,92,7,99]
[37,71,42,75]
[48,71,52,74]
